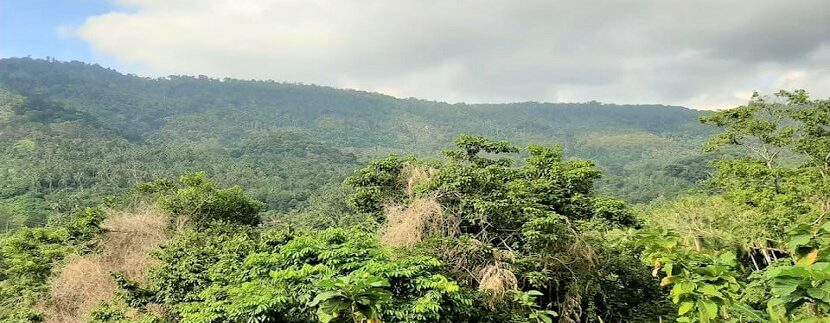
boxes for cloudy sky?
[2,0,829,109]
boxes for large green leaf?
[810,263,830,280]
[787,234,814,250]
[698,284,724,298]
[672,281,697,297]
[806,282,830,303]
[678,301,695,315]
[698,300,718,322]
[310,291,345,306]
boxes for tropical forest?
[0,56,827,323]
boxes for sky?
[0,0,124,69]
[1,0,829,110]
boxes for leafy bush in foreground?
[138,172,264,228]
[639,90,830,322]
[0,207,105,321]
[119,225,494,322]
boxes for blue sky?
[0,0,119,65]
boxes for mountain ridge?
[0,56,715,229]
[0,56,705,111]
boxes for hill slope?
[0,57,715,227]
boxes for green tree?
[347,134,665,322]
[641,90,830,322]
[311,273,392,323]
[158,172,264,228]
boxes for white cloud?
[55,25,75,39]
[74,0,830,109]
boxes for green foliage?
[765,263,830,320]
[510,290,558,323]
[0,193,52,230]
[3,57,827,322]
[88,298,165,323]
[639,90,830,322]
[639,229,744,322]
[147,223,259,305]
[279,184,370,230]
[0,57,715,229]
[642,194,778,252]
[89,301,130,323]
[122,226,482,322]
[443,134,519,166]
[344,156,408,216]
[13,98,101,124]
[0,207,106,321]
[638,222,830,322]
[158,172,264,228]
[311,273,392,323]
[346,135,666,322]
[0,83,358,225]
[763,221,830,320]
[700,91,795,158]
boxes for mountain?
[0,57,715,228]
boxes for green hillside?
[1,57,828,322]
[0,57,713,229]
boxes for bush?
[158,172,264,228]
[0,207,106,321]
[120,225,487,322]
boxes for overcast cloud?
[73,0,830,109]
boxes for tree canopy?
[0,57,828,322]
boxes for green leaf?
[806,282,830,303]
[698,285,723,298]
[310,291,345,307]
[811,263,830,280]
[730,303,770,323]
[717,252,737,266]
[672,281,697,298]
[766,299,788,322]
[770,284,799,298]
[772,266,810,279]
[664,263,674,276]
[678,301,695,315]
[317,309,338,323]
[698,300,718,321]
[366,276,390,288]
[787,234,813,249]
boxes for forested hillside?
[2,89,828,323]
[0,57,714,229]
[0,56,828,322]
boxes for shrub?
[158,172,264,228]
[0,207,106,321]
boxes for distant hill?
[0,57,716,228]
